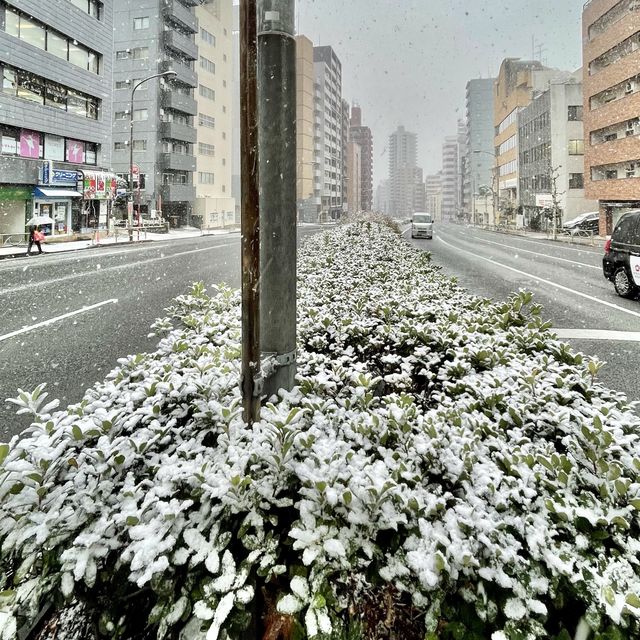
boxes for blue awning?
[33,188,83,198]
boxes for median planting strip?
[1,219,639,640]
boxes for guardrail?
[0,232,29,247]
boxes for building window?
[568,106,583,121]
[200,27,216,46]
[198,142,215,156]
[198,113,215,128]
[114,141,127,151]
[115,111,128,120]
[116,47,149,60]
[591,159,640,181]
[589,31,640,75]
[132,140,147,151]
[568,139,584,155]
[133,17,149,30]
[1,6,101,72]
[223,54,227,62]
[115,80,130,90]
[199,56,216,74]
[85,142,97,165]
[199,84,215,101]
[133,108,148,121]
[69,0,103,19]
[199,172,215,184]
[1,63,99,119]
[569,173,584,189]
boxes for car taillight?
[604,238,612,255]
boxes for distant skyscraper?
[426,172,443,222]
[349,105,374,211]
[463,78,495,218]
[296,35,316,222]
[388,125,418,219]
[342,98,350,215]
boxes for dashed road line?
[0,299,118,343]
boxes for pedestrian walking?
[27,225,44,256]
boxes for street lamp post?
[128,70,177,242]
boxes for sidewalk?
[0,226,240,260]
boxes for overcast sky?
[296,0,584,187]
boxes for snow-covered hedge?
[1,221,640,640]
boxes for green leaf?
[625,593,640,609]
[126,516,140,526]
[342,491,352,505]
[72,425,83,441]
[0,444,9,465]
[114,454,125,465]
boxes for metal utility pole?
[240,0,262,424]
[257,0,297,397]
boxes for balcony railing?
[162,0,198,33]
[162,30,198,61]
[159,60,197,88]
[159,121,197,143]
[161,90,198,115]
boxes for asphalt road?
[405,223,640,404]
[0,228,322,439]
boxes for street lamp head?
[161,71,178,78]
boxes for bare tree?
[548,164,565,241]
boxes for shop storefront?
[80,171,118,232]
[33,162,118,235]
[35,163,83,236]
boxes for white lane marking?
[467,228,601,255]
[554,328,640,342]
[455,231,600,270]
[437,235,640,320]
[0,299,118,343]
[0,243,235,296]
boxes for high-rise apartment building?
[441,135,460,221]
[341,98,349,216]
[375,179,390,215]
[583,0,640,234]
[112,0,202,227]
[425,172,443,222]
[518,73,597,228]
[413,167,426,212]
[296,35,315,221]
[0,0,115,237]
[193,0,235,229]
[464,78,495,223]
[346,140,362,213]
[388,125,417,219]
[494,58,557,226]
[349,104,373,212]
[313,45,343,221]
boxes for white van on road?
[411,212,433,239]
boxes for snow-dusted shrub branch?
[1,222,639,640]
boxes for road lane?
[0,227,324,439]
[408,224,640,403]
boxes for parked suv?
[602,210,640,298]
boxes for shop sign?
[66,139,85,164]
[41,161,79,186]
[2,136,17,155]
[535,194,554,209]
[82,171,118,200]
[20,130,40,159]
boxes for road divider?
[0,299,119,343]
[437,235,640,320]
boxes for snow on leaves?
[1,221,640,639]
